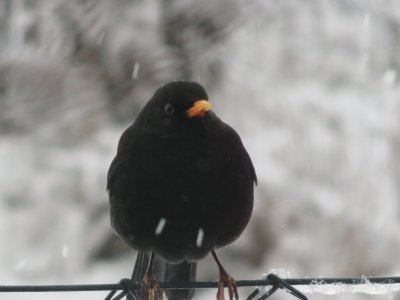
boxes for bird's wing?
[106,157,117,194]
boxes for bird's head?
[135,81,215,138]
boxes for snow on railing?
[1,273,400,300]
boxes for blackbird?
[107,81,257,300]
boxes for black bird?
[107,81,257,300]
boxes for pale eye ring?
[164,103,175,116]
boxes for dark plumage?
[107,81,257,300]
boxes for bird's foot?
[217,269,239,300]
[141,270,163,300]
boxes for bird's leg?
[211,250,239,300]
[141,252,163,300]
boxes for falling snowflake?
[196,228,204,247]
[155,218,167,235]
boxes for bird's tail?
[128,251,197,300]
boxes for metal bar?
[1,276,400,293]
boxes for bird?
[107,81,257,300]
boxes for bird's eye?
[164,103,175,116]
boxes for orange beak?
[186,100,211,118]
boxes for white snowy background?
[1,0,400,299]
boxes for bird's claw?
[217,270,239,300]
[141,271,163,300]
